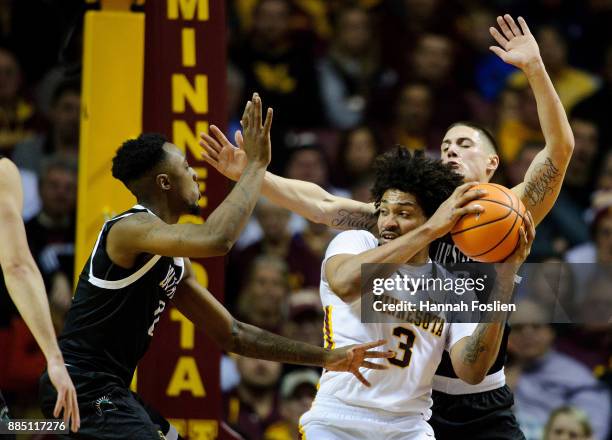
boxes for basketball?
[451,183,526,263]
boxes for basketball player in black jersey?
[200,16,574,440]
[38,94,392,440]
[0,156,80,434]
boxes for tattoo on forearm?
[524,158,560,207]
[462,324,488,364]
[331,209,378,231]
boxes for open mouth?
[381,232,398,240]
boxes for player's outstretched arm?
[450,211,535,384]
[108,94,272,260]
[200,115,377,232]
[490,15,574,226]
[172,259,393,386]
[0,159,80,432]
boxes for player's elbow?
[2,258,35,280]
[213,237,234,255]
[211,317,239,352]
[455,363,488,385]
[459,370,487,385]
[329,277,359,300]
[200,236,234,256]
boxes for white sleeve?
[322,230,378,282]
[445,323,478,352]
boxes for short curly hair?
[371,147,463,217]
[111,133,168,186]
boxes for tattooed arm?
[200,123,378,232]
[488,15,573,226]
[450,210,535,384]
[261,172,378,231]
[449,270,516,384]
[173,259,393,386]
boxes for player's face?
[377,189,427,245]
[163,144,200,214]
[440,125,497,183]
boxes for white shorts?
[299,394,435,440]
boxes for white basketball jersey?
[318,230,476,417]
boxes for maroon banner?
[138,1,232,438]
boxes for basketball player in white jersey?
[200,14,571,440]
[299,148,534,439]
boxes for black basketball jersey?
[430,234,509,389]
[59,205,185,387]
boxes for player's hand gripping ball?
[451,183,526,262]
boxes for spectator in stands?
[0,47,39,153]
[387,82,439,152]
[229,197,324,295]
[282,289,323,348]
[507,301,610,440]
[543,406,594,440]
[404,33,471,130]
[223,355,283,439]
[506,25,599,113]
[332,125,382,190]
[497,85,544,163]
[264,369,319,440]
[317,5,396,129]
[564,118,600,208]
[13,78,80,175]
[231,0,323,172]
[25,155,77,331]
[456,7,517,103]
[349,174,374,204]
[285,144,349,199]
[236,255,289,332]
[380,0,454,72]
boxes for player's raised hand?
[489,15,542,73]
[200,125,247,181]
[426,182,486,238]
[239,92,273,167]
[324,339,394,387]
[47,359,80,432]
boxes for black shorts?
[39,367,178,440]
[429,385,525,440]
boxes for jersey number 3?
[388,327,416,368]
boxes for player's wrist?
[45,352,65,367]
[523,58,546,78]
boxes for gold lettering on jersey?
[377,294,445,337]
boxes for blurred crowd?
[0,0,610,439]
